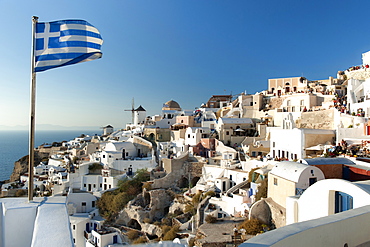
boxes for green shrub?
[239,218,264,235]
[133,236,147,244]
[192,192,202,204]
[88,163,102,171]
[112,192,132,213]
[205,214,217,223]
[204,190,216,197]
[161,225,172,236]
[15,189,26,197]
[184,203,196,215]
[96,169,150,220]
[142,182,152,191]
[126,230,139,240]
[143,218,152,224]
[162,226,179,241]
[255,178,268,201]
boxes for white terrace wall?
[1,199,38,247]
[110,159,156,172]
[336,127,365,144]
[241,205,370,247]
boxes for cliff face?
[9,151,42,182]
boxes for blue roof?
[302,157,355,166]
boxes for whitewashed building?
[86,229,123,247]
[286,179,370,224]
[184,127,211,146]
[268,161,325,208]
[269,127,335,160]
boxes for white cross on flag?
[34,19,103,72]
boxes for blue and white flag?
[34,19,103,72]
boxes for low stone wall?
[297,109,335,129]
[151,156,204,190]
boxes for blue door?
[335,191,353,213]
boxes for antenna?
[124,98,135,124]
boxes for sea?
[0,130,101,182]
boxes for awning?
[306,144,325,151]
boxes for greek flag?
[34,19,103,72]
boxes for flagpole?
[28,16,38,202]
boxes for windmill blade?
[131,98,135,123]
[124,97,135,124]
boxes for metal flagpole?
[28,16,38,202]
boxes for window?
[82,202,86,206]
[229,175,232,180]
[309,177,317,186]
[274,178,278,185]
[226,131,229,135]
[73,225,75,230]
[93,184,96,188]
[102,155,105,158]
[92,201,96,207]
[300,100,304,105]
[84,184,86,187]
[287,100,291,106]
[335,191,353,213]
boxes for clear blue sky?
[0,0,369,130]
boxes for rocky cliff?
[9,151,42,182]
